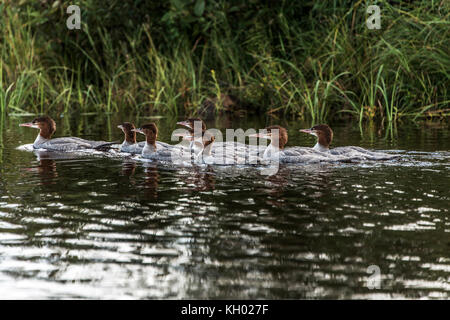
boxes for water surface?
[0,114,449,299]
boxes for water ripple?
[0,120,449,298]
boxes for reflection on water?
[121,159,136,177]
[182,167,215,192]
[0,114,449,299]
[28,159,58,186]
[142,163,159,199]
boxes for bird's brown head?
[133,123,158,146]
[117,122,136,144]
[300,124,333,148]
[20,116,56,139]
[266,125,288,149]
[250,125,288,149]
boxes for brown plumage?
[119,122,137,144]
[311,124,333,148]
[137,123,158,147]
[31,116,56,139]
[203,132,215,148]
[265,125,288,149]
[20,115,117,151]
[177,117,214,149]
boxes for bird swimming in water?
[20,116,115,152]
[300,124,333,152]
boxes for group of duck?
[20,116,396,164]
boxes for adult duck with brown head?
[300,124,333,152]
[132,123,159,158]
[20,116,115,152]
[298,124,398,161]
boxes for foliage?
[0,0,448,122]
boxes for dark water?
[0,113,449,299]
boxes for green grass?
[0,0,448,122]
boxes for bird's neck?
[313,142,329,152]
[203,145,212,156]
[190,140,204,158]
[145,134,157,148]
[203,138,214,156]
[143,142,157,154]
[263,141,281,159]
[34,134,49,148]
[125,133,136,144]
[122,140,135,147]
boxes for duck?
[20,116,115,152]
[117,122,143,154]
[300,124,333,152]
[249,125,288,159]
[176,119,217,163]
[118,122,176,155]
[133,123,182,161]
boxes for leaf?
[141,115,165,119]
[171,0,183,10]
[8,112,37,117]
[194,0,205,17]
[161,12,174,23]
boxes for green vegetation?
[0,0,448,122]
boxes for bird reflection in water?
[121,159,137,177]
[35,159,58,185]
[262,167,290,192]
[24,151,59,185]
[142,162,160,199]
[257,166,290,208]
[183,166,216,192]
[257,164,335,207]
